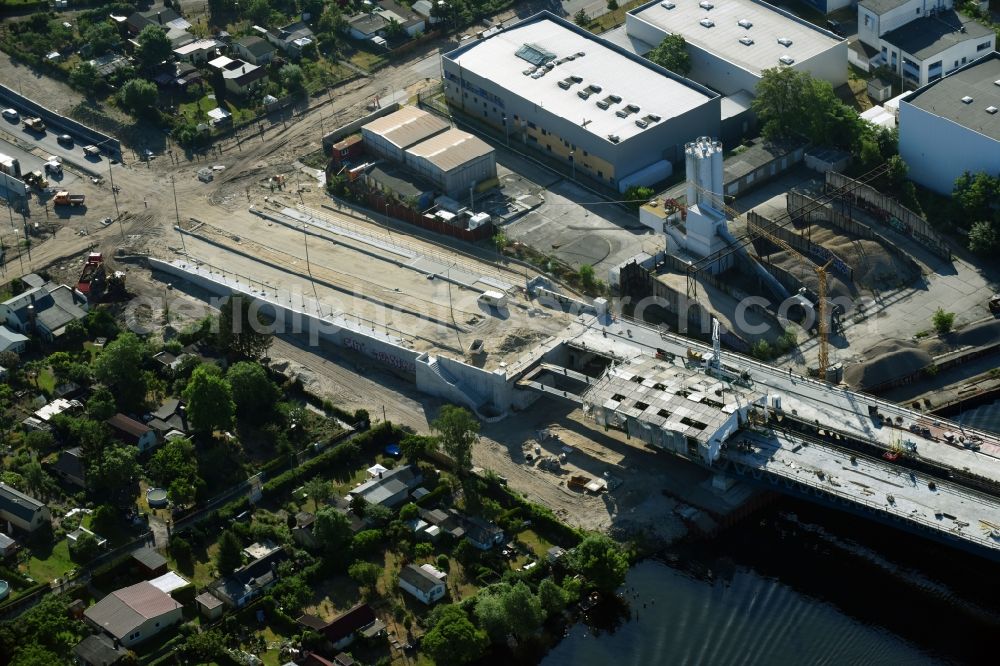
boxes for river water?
[544,403,1000,666]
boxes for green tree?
[71,530,101,563]
[216,530,243,576]
[22,461,45,496]
[247,0,274,24]
[69,61,101,93]
[83,21,120,55]
[401,433,437,461]
[10,644,63,666]
[623,185,654,211]
[226,361,279,422]
[347,560,382,596]
[93,332,148,412]
[579,264,596,291]
[119,78,159,116]
[385,17,406,39]
[422,605,488,666]
[0,350,18,369]
[86,387,117,421]
[475,581,544,642]
[218,295,273,360]
[280,63,306,94]
[953,171,1000,222]
[431,405,479,475]
[351,529,383,556]
[885,155,909,189]
[24,430,54,453]
[607,0,619,9]
[135,25,172,70]
[573,9,589,26]
[183,365,235,435]
[303,477,330,511]
[538,577,569,617]
[646,34,691,76]
[91,504,117,535]
[932,308,955,335]
[88,444,141,508]
[399,502,420,521]
[752,67,861,150]
[0,595,85,660]
[569,534,629,593]
[968,220,999,255]
[313,506,353,564]
[183,629,227,662]
[148,438,198,486]
[171,536,193,568]
[169,478,197,506]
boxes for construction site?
[1,35,1000,564]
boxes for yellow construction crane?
[689,180,834,381]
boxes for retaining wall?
[322,102,401,153]
[747,210,853,281]
[0,84,121,158]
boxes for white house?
[398,563,447,604]
[898,52,1000,194]
[0,325,28,354]
[84,581,183,648]
[173,38,220,64]
[857,0,995,88]
[107,413,159,452]
[0,482,50,533]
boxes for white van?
[2,108,18,121]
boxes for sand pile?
[844,339,933,389]
[951,319,1000,347]
[495,328,549,354]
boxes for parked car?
[826,19,844,36]
[1,108,18,121]
[57,134,73,146]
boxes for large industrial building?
[898,52,1000,194]
[361,106,450,162]
[403,128,497,199]
[442,12,720,191]
[857,0,994,88]
[625,0,847,96]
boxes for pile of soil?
[494,328,549,354]
[802,220,919,291]
[950,319,1000,347]
[844,339,933,389]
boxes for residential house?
[23,398,83,431]
[131,547,168,577]
[419,507,465,540]
[296,603,384,651]
[152,62,202,91]
[0,325,28,354]
[546,546,567,563]
[243,540,280,561]
[0,532,16,558]
[348,464,423,508]
[51,447,87,488]
[398,563,447,605]
[347,12,388,41]
[463,516,504,550]
[195,591,224,620]
[84,581,183,648]
[73,633,127,666]
[857,0,995,87]
[233,36,276,66]
[211,547,287,608]
[173,38,220,64]
[68,526,107,549]
[266,21,315,57]
[107,413,158,453]
[209,55,268,96]
[148,571,190,595]
[411,0,441,24]
[379,1,425,37]
[125,8,191,36]
[0,281,89,342]
[0,482,51,533]
[148,398,187,439]
[292,511,318,549]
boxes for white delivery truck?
[478,290,507,309]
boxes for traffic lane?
[2,123,120,180]
[0,135,81,186]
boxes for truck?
[22,117,45,132]
[23,171,47,189]
[83,145,101,158]
[54,191,85,206]
[478,290,508,309]
[77,252,106,298]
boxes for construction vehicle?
[53,191,85,206]
[23,171,47,189]
[567,475,591,491]
[22,117,45,132]
[76,252,106,298]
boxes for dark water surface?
[545,465,1000,665]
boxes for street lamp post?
[569,151,575,181]
[502,113,509,146]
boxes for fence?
[0,84,121,158]
[747,210,854,282]
[367,190,494,242]
[825,170,951,260]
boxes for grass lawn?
[24,538,74,582]
[36,367,56,394]
[166,542,219,590]
[178,94,255,126]
[346,48,387,72]
[516,529,554,559]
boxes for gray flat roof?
[406,129,493,172]
[858,0,910,14]
[905,52,1000,142]
[630,0,842,75]
[882,11,992,61]
[445,12,715,143]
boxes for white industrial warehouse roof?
[407,128,493,172]
[445,14,714,143]
[630,0,841,75]
[904,53,1000,142]
[362,106,450,150]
